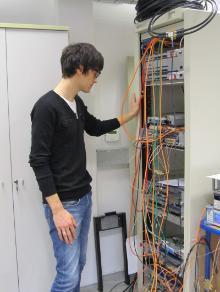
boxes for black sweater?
[29,90,120,203]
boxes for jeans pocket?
[43,204,52,227]
[62,199,81,208]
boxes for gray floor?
[81,271,128,292]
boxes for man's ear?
[76,65,84,76]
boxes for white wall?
[93,2,136,276]
[56,0,94,43]
[56,0,99,286]
[57,0,137,282]
[56,0,137,282]
[0,0,57,24]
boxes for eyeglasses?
[94,70,101,79]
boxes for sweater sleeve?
[29,101,57,198]
[82,101,120,137]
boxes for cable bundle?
[135,0,218,38]
[135,0,203,23]
[119,35,220,291]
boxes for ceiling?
[95,0,137,4]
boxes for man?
[29,43,140,292]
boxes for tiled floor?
[81,271,129,292]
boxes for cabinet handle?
[13,179,24,192]
[14,180,19,191]
[0,181,4,188]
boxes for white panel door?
[6,28,68,292]
[0,28,19,292]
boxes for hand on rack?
[129,92,142,117]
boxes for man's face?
[80,69,100,93]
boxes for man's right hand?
[53,207,77,244]
[46,193,77,244]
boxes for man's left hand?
[130,93,141,116]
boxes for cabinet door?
[6,28,68,292]
[0,29,19,292]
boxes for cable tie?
[166,31,174,39]
[204,279,211,290]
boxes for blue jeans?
[44,192,92,292]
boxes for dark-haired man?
[29,43,140,292]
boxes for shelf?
[144,254,183,280]
[163,145,185,152]
[96,147,129,169]
[200,219,220,236]
[146,80,184,87]
[148,205,184,226]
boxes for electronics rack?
[140,33,185,290]
[131,8,220,292]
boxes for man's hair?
[61,43,104,78]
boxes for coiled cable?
[135,0,218,38]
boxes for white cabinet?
[0,25,68,292]
[0,28,19,292]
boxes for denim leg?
[74,193,92,292]
[44,192,92,292]
[80,192,92,271]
